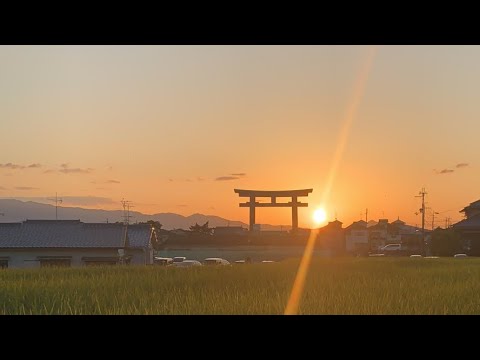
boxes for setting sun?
[313,208,327,225]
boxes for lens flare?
[285,46,378,315]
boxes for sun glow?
[313,208,327,225]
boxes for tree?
[189,221,212,235]
[430,228,462,256]
[138,220,163,250]
[138,220,162,230]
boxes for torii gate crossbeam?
[234,189,313,232]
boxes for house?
[368,219,389,251]
[453,200,480,255]
[459,200,480,219]
[0,220,155,269]
[316,220,344,254]
[345,220,368,254]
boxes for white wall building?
[0,220,155,269]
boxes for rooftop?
[0,220,153,249]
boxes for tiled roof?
[0,220,152,249]
[453,214,480,229]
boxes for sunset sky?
[1,45,479,228]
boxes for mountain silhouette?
[0,199,289,231]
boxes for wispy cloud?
[15,186,39,190]
[105,180,120,184]
[216,176,240,181]
[59,167,93,174]
[456,163,469,168]
[0,186,6,190]
[230,173,246,177]
[0,163,25,170]
[43,169,56,174]
[197,177,205,182]
[28,163,42,168]
[177,204,188,207]
[435,169,454,174]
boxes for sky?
[0,45,479,228]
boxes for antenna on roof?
[47,192,63,220]
[120,198,133,265]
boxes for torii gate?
[234,189,313,232]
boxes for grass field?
[1,257,480,314]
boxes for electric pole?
[431,209,439,230]
[120,199,133,265]
[47,192,63,220]
[415,188,427,255]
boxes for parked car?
[380,244,404,256]
[173,256,187,263]
[154,257,173,266]
[172,260,202,267]
[203,258,230,266]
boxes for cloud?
[28,163,42,168]
[437,169,454,174]
[105,180,120,184]
[169,179,174,182]
[59,167,93,174]
[43,169,56,174]
[177,204,188,207]
[0,186,6,190]
[230,173,246,177]
[456,163,469,168]
[15,186,39,190]
[0,163,25,170]
[216,176,240,181]
[197,177,205,182]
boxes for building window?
[39,259,71,267]
[0,260,8,269]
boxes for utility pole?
[120,199,133,265]
[431,209,439,230]
[415,188,427,255]
[47,192,63,220]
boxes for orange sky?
[0,45,478,228]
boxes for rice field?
[1,257,480,314]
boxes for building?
[345,220,368,254]
[213,226,247,236]
[368,219,389,251]
[454,199,480,255]
[0,220,155,269]
[459,200,480,219]
[316,220,344,254]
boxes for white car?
[173,256,187,263]
[154,257,173,266]
[203,258,230,266]
[172,260,202,267]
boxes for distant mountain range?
[0,199,290,231]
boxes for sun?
[313,208,327,225]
